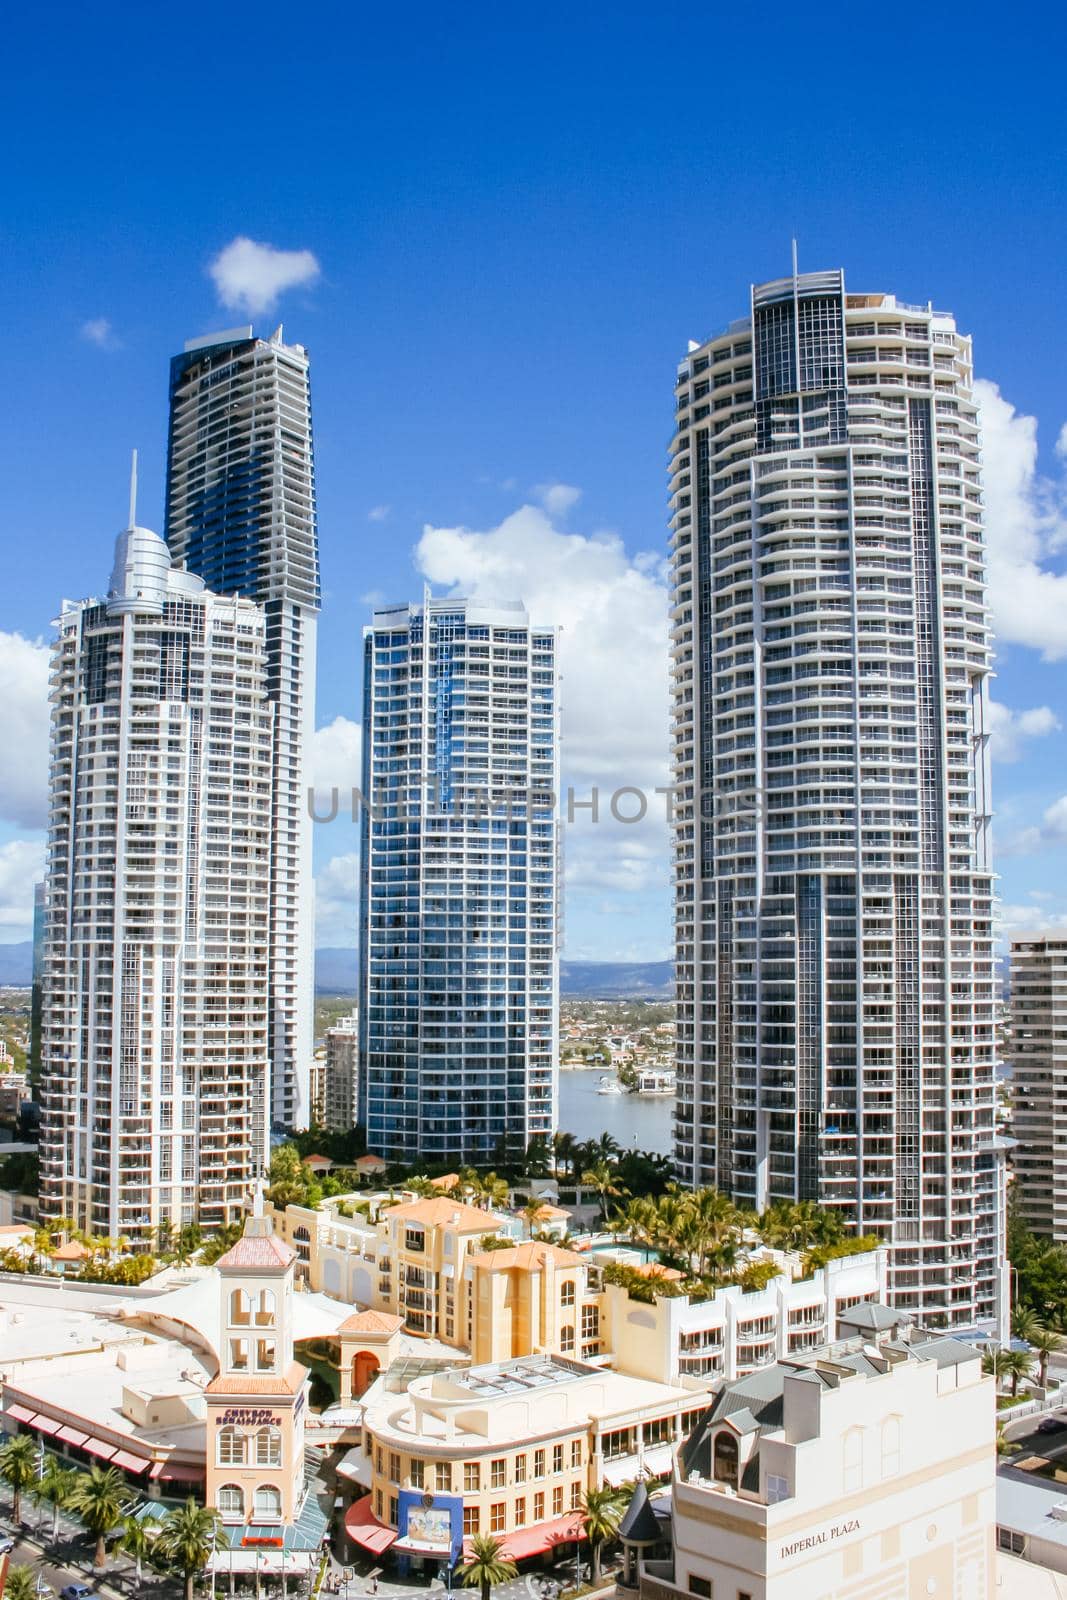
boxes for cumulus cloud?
[311,716,362,803]
[987,699,1060,763]
[534,483,582,517]
[208,237,321,316]
[315,851,359,946]
[80,317,119,350]
[997,901,1067,940]
[367,505,391,523]
[0,838,46,937]
[0,632,50,830]
[416,502,671,904]
[977,379,1067,659]
[997,792,1067,858]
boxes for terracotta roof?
[429,1173,460,1190]
[303,1154,334,1169]
[384,1196,496,1231]
[206,1361,307,1397]
[531,1202,570,1219]
[337,1309,405,1336]
[52,1239,90,1261]
[216,1228,295,1271]
[355,1155,387,1170]
[467,1241,586,1273]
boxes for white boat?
[597,1075,624,1096]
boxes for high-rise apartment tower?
[1009,932,1067,1242]
[39,520,274,1239]
[358,598,559,1163]
[670,267,1003,1326]
[165,325,318,1129]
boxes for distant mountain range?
[313,948,673,999]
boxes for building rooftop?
[216,1217,295,1272]
[383,1196,500,1231]
[446,1355,591,1397]
[466,1241,586,1273]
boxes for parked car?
[1038,1415,1067,1434]
[0,1536,15,1554]
[60,1585,93,1599]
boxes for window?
[217,1484,243,1520]
[229,1289,251,1325]
[254,1289,276,1327]
[514,1497,526,1527]
[766,1473,789,1505]
[560,1324,575,1353]
[229,1339,248,1371]
[570,1483,582,1510]
[534,1449,545,1478]
[390,1497,398,1526]
[464,1506,480,1536]
[552,1444,564,1474]
[255,1338,276,1371]
[552,1487,564,1516]
[843,1427,863,1493]
[389,1452,401,1482]
[881,1416,901,1478]
[514,1453,527,1484]
[410,1459,424,1489]
[255,1427,281,1467]
[688,1580,712,1599]
[464,1462,481,1492]
[491,1459,506,1489]
[581,1305,600,1341]
[571,1440,582,1468]
[560,1280,575,1306]
[712,1432,738,1487]
[405,1227,425,1253]
[254,1485,282,1521]
[217,1427,245,1466]
[436,1463,452,1492]
[534,1492,545,1521]
[490,1503,506,1534]
[998,1528,1025,1554]
[603,1427,636,1461]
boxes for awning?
[344,1495,399,1556]
[57,1426,89,1447]
[112,1450,152,1474]
[32,1416,63,1438]
[639,1444,674,1478]
[207,1551,314,1575]
[150,1460,204,1482]
[83,1438,117,1461]
[6,1405,38,1426]
[335,1445,372,1486]
[464,1513,584,1562]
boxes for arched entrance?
[352,1349,381,1397]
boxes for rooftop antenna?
[128,449,138,529]
[791,237,799,282]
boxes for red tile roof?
[206,1361,307,1396]
[337,1309,404,1337]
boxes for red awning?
[82,1438,116,1461]
[344,1495,399,1556]
[112,1450,151,1474]
[57,1426,89,1447]
[150,1460,204,1482]
[6,1405,38,1426]
[32,1416,63,1438]
[465,1513,584,1563]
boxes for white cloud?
[208,237,321,316]
[997,792,1067,857]
[80,317,118,350]
[987,699,1060,763]
[315,851,359,946]
[367,505,391,523]
[534,483,582,517]
[0,838,46,937]
[977,379,1067,659]
[997,901,1067,940]
[311,716,362,802]
[416,502,671,912]
[0,632,50,830]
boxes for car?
[59,1586,93,1599]
[0,1536,14,1554]
[1038,1416,1067,1434]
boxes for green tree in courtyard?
[458,1534,517,1600]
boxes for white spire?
[128,448,138,529]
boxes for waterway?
[557,1069,675,1156]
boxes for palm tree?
[580,1486,625,1583]
[155,1497,226,1600]
[69,1462,127,1569]
[581,1161,627,1223]
[1032,1327,1065,1389]
[1003,1348,1034,1399]
[981,1346,1012,1387]
[553,1131,576,1179]
[120,1510,155,1585]
[33,1457,77,1542]
[1012,1306,1042,1345]
[4,1566,39,1600]
[480,1173,511,1213]
[156,1217,175,1255]
[458,1533,517,1600]
[0,1434,39,1525]
[521,1196,546,1237]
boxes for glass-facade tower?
[165,325,318,1129]
[358,598,560,1163]
[670,269,1005,1328]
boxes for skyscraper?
[1008,932,1067,1242]
[670,267,1002,1326]
[39,518,274,1240]
[165,325,318,1130]
[358,598,559,1163]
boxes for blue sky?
[2,0,1067,959]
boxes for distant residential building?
[633,1315,993,1600]
[39,518,274,1241]
[165,325,319,1131]
[0,1071,31,1123]
[1009,932,1067,1241]
[323,1009,359,1132]
[358,598,559,1163]
[29,880,45,1084]
[308,1059,327,1129]
[670,268,1003,1328]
